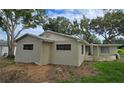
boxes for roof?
[16,34,54,43]
[86,43,123,47]
[40,30,89,44]
[98,44,123,47]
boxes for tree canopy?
[42,16,101,44]
[0,9,44,57]
[91,10,124,43]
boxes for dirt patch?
[0,62,97,83]
[75,62,97,76]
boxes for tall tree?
[0,9,44,57]
[43,16,72,35]
[91,10,124,44]
[73,16,101,43]
[43,16,101,44]
[79,16,92,42]
[114,38,124,44]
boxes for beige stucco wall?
[0,46,8,57]
[78,43,85,66]
[42,32,74,41]
[15,36,42,64]
[15,32,87,66]
[51,41,80,66]
[0,46,2,56]
[85,55,116,61]
[42,32,82,66]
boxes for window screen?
[56,44,71,50]
[23,44,33,50]
[101,46,109,53]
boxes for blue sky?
[0,9,104,40]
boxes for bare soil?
[0,62,97,83]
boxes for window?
[81,45,84,54]
[101,46,109,53]
[56,44,71,50]
[23,44,33,50]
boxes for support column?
[97,45,99,57]
[0,45,2,56]
[90,44,94,56]
[83,45,85,56]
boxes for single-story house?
[0,41,8,57]
[15,30,122,66]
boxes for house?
[84,44,122,61]
[15,30,122,66]
[0,40,8,57]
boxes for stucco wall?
[0,46,2,56]
[15,36,42,64]
[42,32,82,66]
[0,46,8,57]
[85,55,116,61]
[50,41,80,66]
[42,32,74,41]
[78,43,85,66]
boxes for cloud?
[46,9,104,21]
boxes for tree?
[43,16,101,44]
[91,10,124,44]
[79,16,93,42]
[0,9,44,57]
[43,16,72,35]
[74,16,101,43]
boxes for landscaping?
[0,58,124,83]
[118,49,124,55]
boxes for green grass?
[60,60,124,83]
[0,58,15,68]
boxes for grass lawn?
[61,60,124,83]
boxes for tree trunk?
[7,31,15,58]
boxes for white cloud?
[47,9,104,21]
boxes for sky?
[0,9,104,40]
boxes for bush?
[117,49,124,55]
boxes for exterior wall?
[84,46,118,62]
[51,40,80,66]
[42,32,81,66]
[15,36,42,64]
[2,46,8,56]
[78,43,85,66]
[0,46,8,57]
[41,32,73,41]
[0,46,2,56]
[85,55,116,61]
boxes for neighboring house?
[0,41,8,57]
[15,30,122,66]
